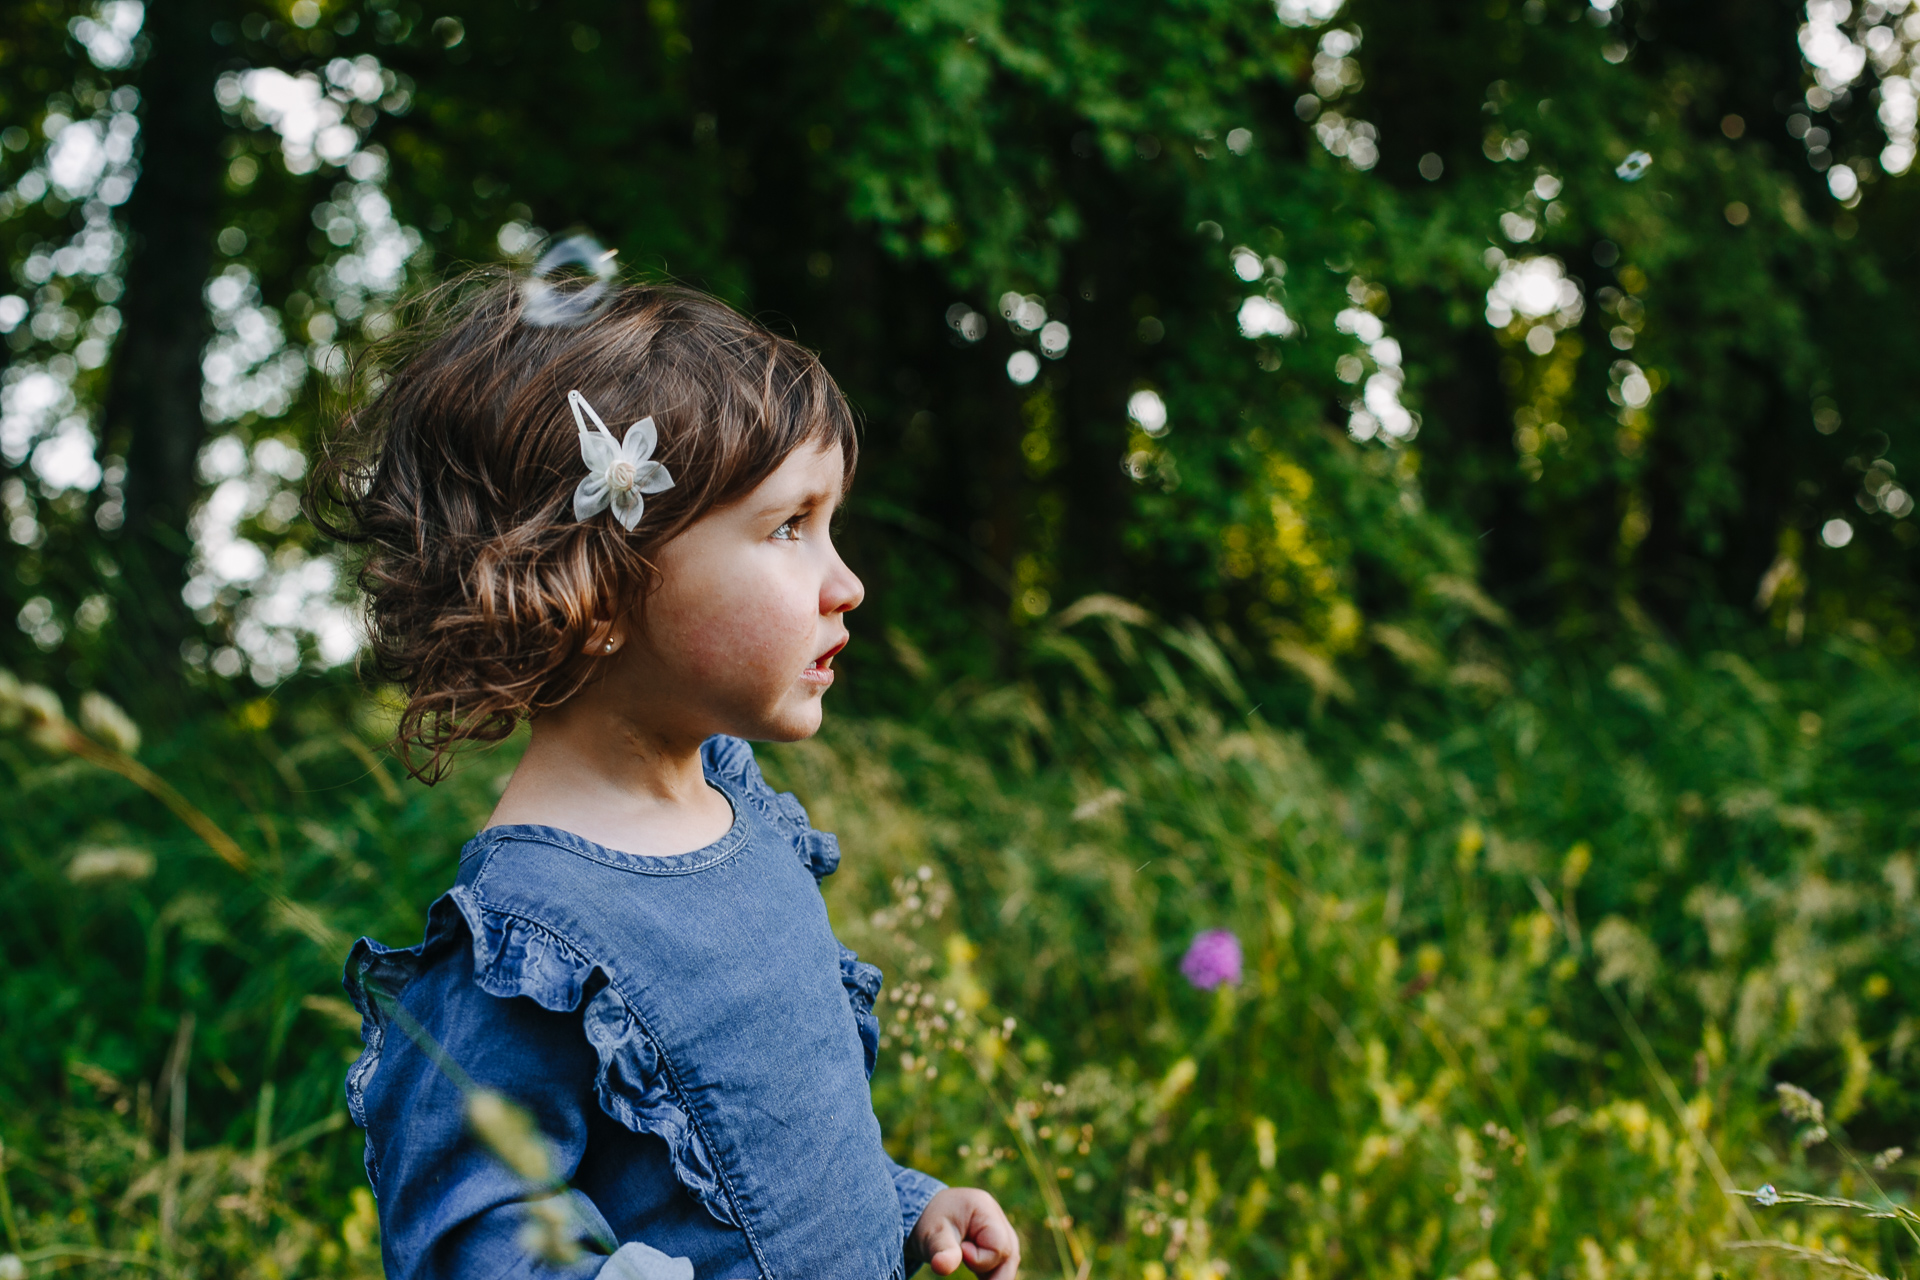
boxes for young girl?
[318,277,1019,1280]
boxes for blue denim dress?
[343,736,944,1280]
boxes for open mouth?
[808,638,847,675]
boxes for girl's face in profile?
[617,440,864,744]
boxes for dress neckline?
[465,773,747,875]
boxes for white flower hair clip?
[569,390,675,531]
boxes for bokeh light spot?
[1238,297,1295,338]
[1128,390,1169,436]
[1275,0,1344,27]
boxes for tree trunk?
[99,0,224,694]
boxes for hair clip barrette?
[569,390,674,530]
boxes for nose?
[822,545,864,616]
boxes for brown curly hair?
[308,271,859,782]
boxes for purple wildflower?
[1180,929,1243,990]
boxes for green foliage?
[3,0,1918,712]
[2,613,1916,1276]
[0,680,472,1276]
[4,0,1920,1275]
[332,0,1920,680]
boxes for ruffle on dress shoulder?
[701,735,841,879]
[581,984,733,1223]
[342,885,740,1227]
[838,944,884,1077]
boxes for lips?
[812,638,847,671]
[802,637,847,686]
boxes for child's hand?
[909,1187,1020,1279]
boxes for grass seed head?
[79,691,141,754]
[1776,1082,1824,1125]
[515,1196,584,1266]
[466,1089,553,1183]
[16,683,69,751]
[0,669,23,729]
[66,845,156,884]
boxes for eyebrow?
[756,475,848,510]
[751,484,842,519]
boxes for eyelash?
[772,515,804,541]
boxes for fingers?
[962,1198,1019,1280]
[960,1240,1019,1280]
[912,1187,1020,1280]
[971,1210,1019,1259]
[920,1216,964,1277]
[974,1244,1020,1280]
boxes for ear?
[582,620,626,656]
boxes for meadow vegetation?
[5,3,1920,1271]
[2,601,1914,1279]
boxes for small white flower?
[569,390,674,531]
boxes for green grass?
[1,609,1916,1278]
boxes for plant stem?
[0,1138,23,1254]
[249,1081,275,1220]
[968,1046,1086,1280]
[17,1245,166,1271]
[158,1013,194,1264]
[1597,980,1759,1240]
[1724,1240,1893,1280]
[53,723,250,873]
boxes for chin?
[748,698,826,743]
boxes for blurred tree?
[0,0,1914,718]
[97,0,229,682]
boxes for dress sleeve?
[700,735,841,879]
[835,941,948,1242]
[355,931,692,1280]
[888,1156,948,1244]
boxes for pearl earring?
[604,639,616,653]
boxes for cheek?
[653,571,816,678]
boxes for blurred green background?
[2,0,1918,1275]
